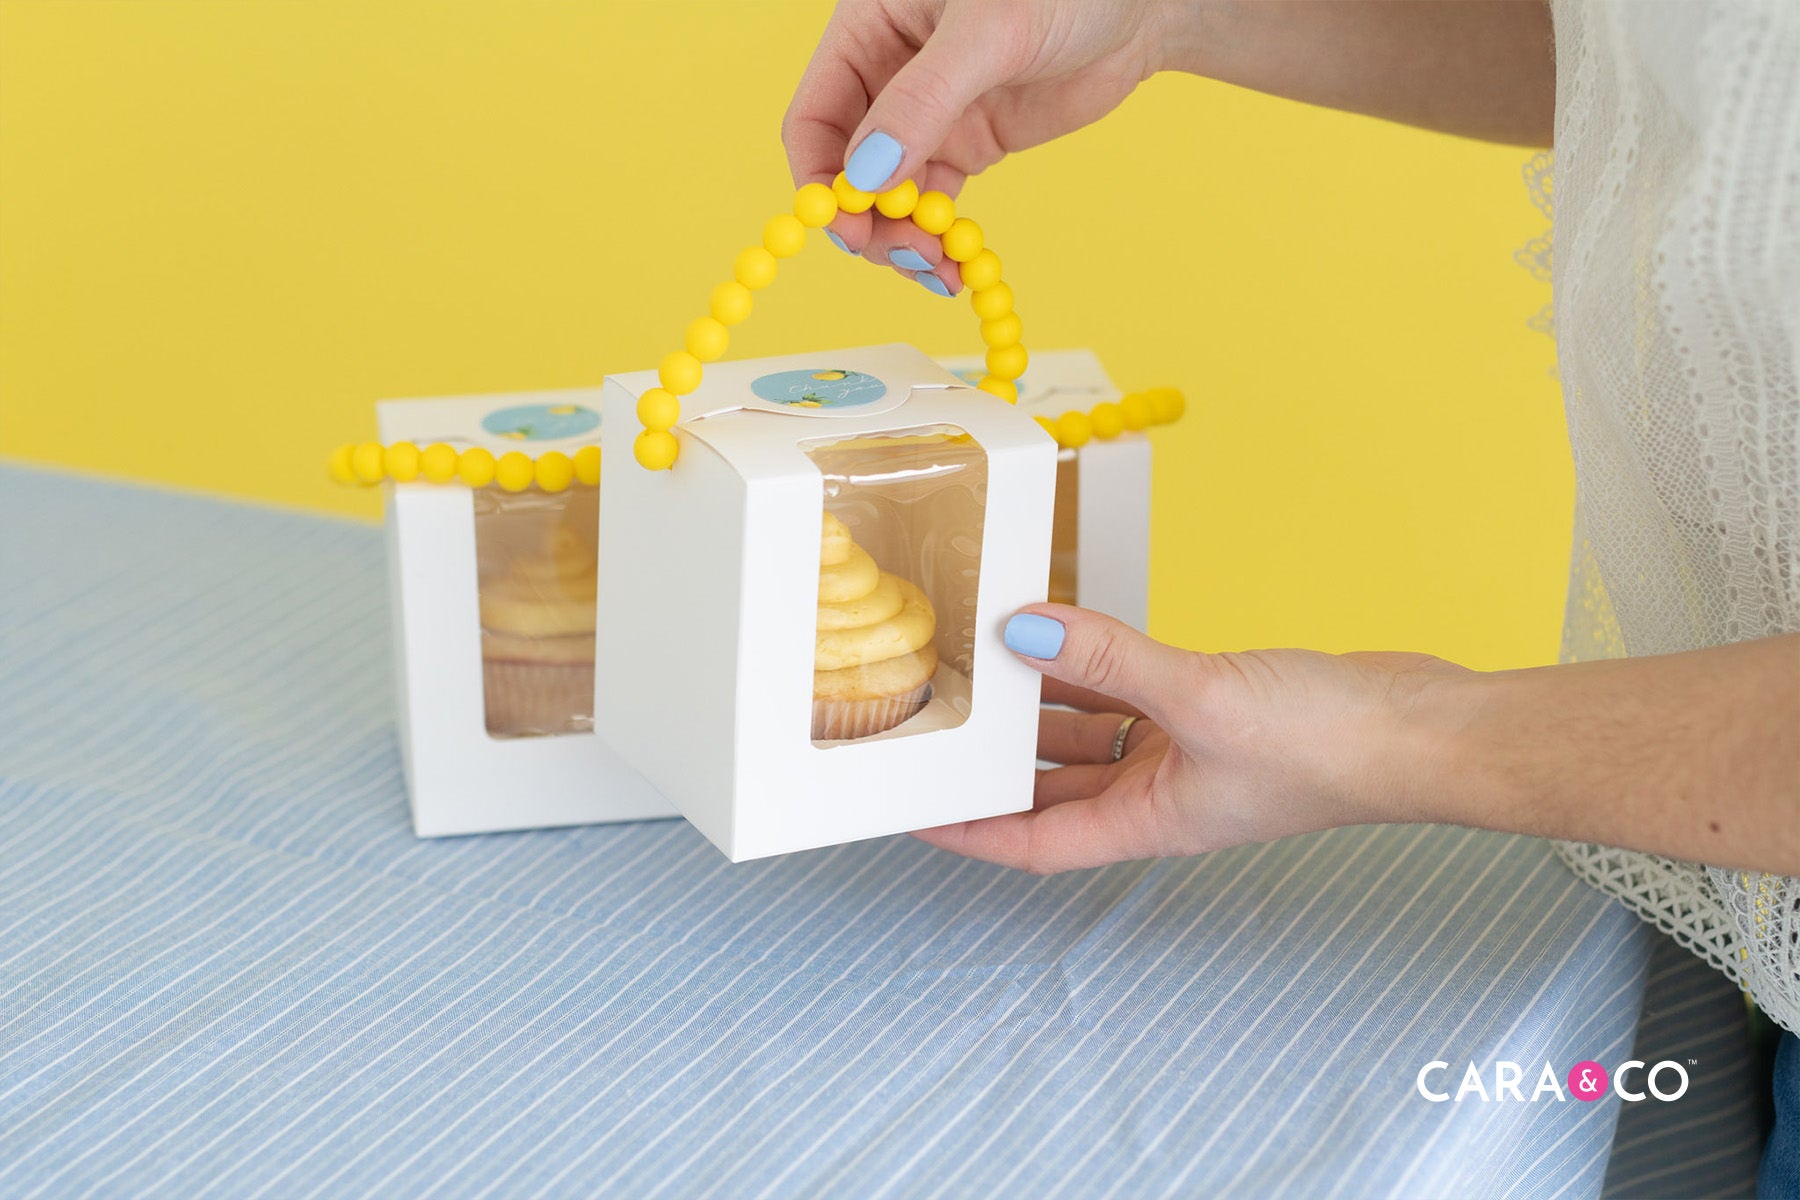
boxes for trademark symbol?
[1688,1058,1698,1066]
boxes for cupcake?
[812,512,938,740]
[479,520,597,737]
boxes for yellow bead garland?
[329,181,1189,485]
[633,181,1033,470]
[325,386,1183,490]
[326,439,602,493]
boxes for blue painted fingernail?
[888,247,932,271]
[1004,613,1065,659]
[826,230,852,254]
[845,131,903,192]
[914,270,953,297]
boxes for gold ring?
[1110,715,1140,763]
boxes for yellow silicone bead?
[495,451,535,493]
[1148,386,1186,424]
[637,387,682,431]
[977,376,1018,403]
[874,179,919,219]
[573,445,601,486]
[685,316,730,362]
[383,440,421,483]
[911,190,955,235]
[328,444,356,484]
[762,213,807,259]
[634,429,679,470]
[659,351,704,395]
[985,343,1028,382]
[794,182,840,227]
[734,246,778,290]
[710,281,754,326]
[1120,393,1153,431]
[1090,402,1125,440]
[960,248,1002,292]
[979,312,1023,349]
[971,281,1014,322]
[832,172,876,215]
[351,441,386,485]
[940,217,983,263]
[534,450,575,493]
[1034,415,1057,440]
[458,447,496,488]
[1055,410,1093,449]
[421,442,459,483]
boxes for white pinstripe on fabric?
[913,834,1346,1200]
[1084,827,1411,1200]
[1383,897,1630,1197]
[1251,848,1567,1193]
[1214,826,1517,1191]
[372,845,826,1173]
[720,847,1269,1200]
[226,825,694,1186]
[0,466,1657,1198]
[460,842,923,1199]
[1341,881,1606,1194]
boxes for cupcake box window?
[595,345,1055,862]
[372,390,672,836]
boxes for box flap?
[376,387,603,452]
[937,348,1119,416]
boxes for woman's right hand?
[782,0,1173,294]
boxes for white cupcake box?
[377,389,673,836]
[595,344,1056,862]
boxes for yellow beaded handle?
[633,176,1026,471]
[329,173,1186,486]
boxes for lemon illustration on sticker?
[480,403,601,441]
[751,368,886,408]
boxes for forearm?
[1390,635,1800,873]
[1161,0,1555,146]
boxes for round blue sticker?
[480,403,600,441]
[750,368,887,409]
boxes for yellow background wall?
[0,0,1569,671]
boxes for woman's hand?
[920,608,1800,876]
[917,604,1470,873]
[782,0,1170,294]
[783,0,1556,299]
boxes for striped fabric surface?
[1601,933,1767,1199]
[0,464,1655,1198]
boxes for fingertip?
[1004,612,1066,660]
[883,246,928,272]
[844,130,905,192]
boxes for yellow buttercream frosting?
[814,513,937,678]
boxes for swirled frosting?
[815,513,936,676]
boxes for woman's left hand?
[915,604,1469,873]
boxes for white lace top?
[1546,0,1799,1033]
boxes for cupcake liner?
[811,678,933,741]
[482,659,594,738]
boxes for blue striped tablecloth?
[0,465,1654,1198]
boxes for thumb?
[1001,604,1200,723]
[842,12,1019,192]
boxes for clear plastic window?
[1049,445,1079,607]
[472,485,598,738]
[804,426,987,745]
